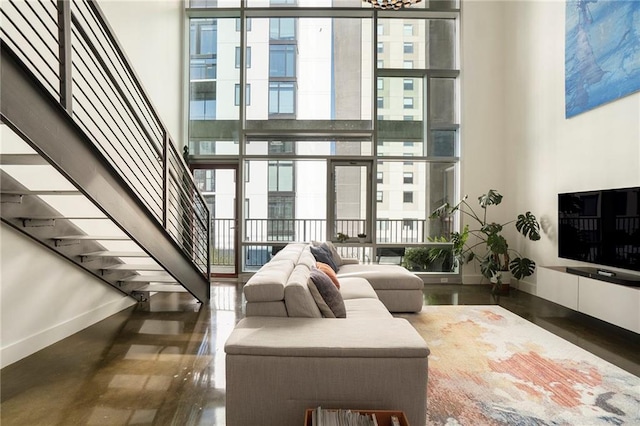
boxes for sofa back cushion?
[244,259,295,303]
[284,265,322,318]
[297,249,317,269]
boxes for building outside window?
[235,46,251,68]
[269,45,295,77]
[403,191,413,203]
[269,82,295,115]
[234,84,251,106]
[403,97,414,109]
[404,78,414,90]
[403,24,413,36]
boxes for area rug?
[403,306,640,425]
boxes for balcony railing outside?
[1,0,210,277]
[213,218,439,269]
[242,219,423,243]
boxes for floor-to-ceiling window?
[187,0,460,278]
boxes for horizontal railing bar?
[78,0,165,146]
[68,79,164,188]
[0,19,60,97]
[69,10,162,146]
[70,93,164,217]
[69,53,164,191]
[69,12,162,158]
[20,0,59,46]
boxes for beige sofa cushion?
[284,265,322,318]
[225,317,429,357]
[244,269,288,302]
[245,301,288,317]
[297,249,317,269]
[343,299,393,319]
[339,277,378,300]
[337,264,423,290]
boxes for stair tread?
[81,251,149,257]
[55,235,130,240]
[19,216,109,220]
[0,154,49,165]
[135,284,188,293]
[103,264,164,271]
[0,190,80,195]
[121,275,176,283]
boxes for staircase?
[1,0,210,303]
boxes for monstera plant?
[430,189,541,292]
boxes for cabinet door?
[537,267,579,310]
[578,277,640,333]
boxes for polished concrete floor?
[1,284,639,425]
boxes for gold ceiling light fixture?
[363,0,422,10]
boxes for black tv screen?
[558,187,640,272]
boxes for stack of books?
[310,407,378,426]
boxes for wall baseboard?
[1,297,135,369]
[513,278,536,295]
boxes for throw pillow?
[310,246,339,272]
[316,262,340,289]
[321,241,343,267]
[308,269,346,318]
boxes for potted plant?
[336,232,349,243]
[401,241,454,272]
[402,247,431,271]
[425,236,455,272]
[357,233,367,243]
[430,189,541,294]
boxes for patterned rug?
[403,305,640,425]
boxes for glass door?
[329,160,372,243]
[192,164,238,277]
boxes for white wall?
[0,224,135,368]
[459,0,508,283]
[461,0,640,289]
[99,0,184,144]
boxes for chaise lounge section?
[225,242,429,426]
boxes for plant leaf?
[487,233,508,254]
[509,257,536,280]
[480,256,499,279]
[481,223,503,235]
[429,202,452,219]
[516,211,541,241]
[478,189,502,208]
[451,225,469,256]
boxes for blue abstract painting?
[565,0,640,118]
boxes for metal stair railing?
[1,0,210,301]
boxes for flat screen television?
[558,187,640,273]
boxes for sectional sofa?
[225,242,430,426]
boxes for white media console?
[537,266,640,334]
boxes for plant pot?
[358,237,366,243]
[490,270,511,285]
[493,282,510,295]
[490,271,512,294]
